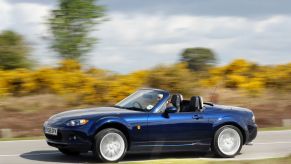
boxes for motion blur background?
[0,0,290,138]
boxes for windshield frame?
[115,89,170,113]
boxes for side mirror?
[164,106,177,114]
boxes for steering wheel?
[132,101,143,109]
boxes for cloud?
[88,13,291,72]
[101,0,291,18]
[0,0,57,66]
[9,0,291,18]
[1,0,291,73]
[0,0,12,30]
[8,0,55,5]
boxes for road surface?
[1,130,291,164]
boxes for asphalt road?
[1,130,291,164]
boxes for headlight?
[43,121,48,127]
[66,119,89,126]
[252,115,255,122]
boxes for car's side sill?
[129,142,210,153]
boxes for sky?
[0,0,291,73]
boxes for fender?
[212,115,249,143]
[88,116,133,138]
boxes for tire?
[212,125,243,158]
[93,128,128,163]
[58,148,80,156]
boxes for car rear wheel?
[93,128,127,162]
[58,148,80,156]
[212,125,243,158]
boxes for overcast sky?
[1,0,291,73]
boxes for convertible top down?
[44,88,257,162]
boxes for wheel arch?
[213,122,247,144]
[92,120,131,150]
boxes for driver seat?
[170,94,183,112]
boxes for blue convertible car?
[44,88,257,162]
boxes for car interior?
[170,94,204,113]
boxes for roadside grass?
[214,155,291,164]
[125,159,207,164]
[0,94,68,113]
[125,155,291,164]
[0,136,44,141]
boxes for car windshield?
[115,90,165,112]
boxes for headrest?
[189,96,204,112]
[171,94,183,103]
[170,94,183,112]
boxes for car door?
[147,109,213,148]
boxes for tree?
[180,47,216,71]
[49,0,105,61]
[0,30,32,70]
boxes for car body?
[44,88,257,162]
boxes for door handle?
[193,114,203,120]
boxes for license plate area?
[45,127,58,136]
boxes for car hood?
[230,106,252,113]
[214,104,252,113]
[47,107,141,125]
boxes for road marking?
[0,152,60,157]
[259,130,291,133]
[0,139,44,143]
[254,141,291,145]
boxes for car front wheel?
[93,128,127,162]
[212,125,243,158]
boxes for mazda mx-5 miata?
[43,88,257,162]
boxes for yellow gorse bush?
[0,69,38,96]
[201,59,291,96]
[107,70,150,103]
[0,60,150,104]
[0,59,290,103]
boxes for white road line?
[0,139,44,143]
[254,141,291,145]
[0,152,60,157]
[259,130,291,133]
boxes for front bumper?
[44,127,92,152]
[246,123,257,144]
